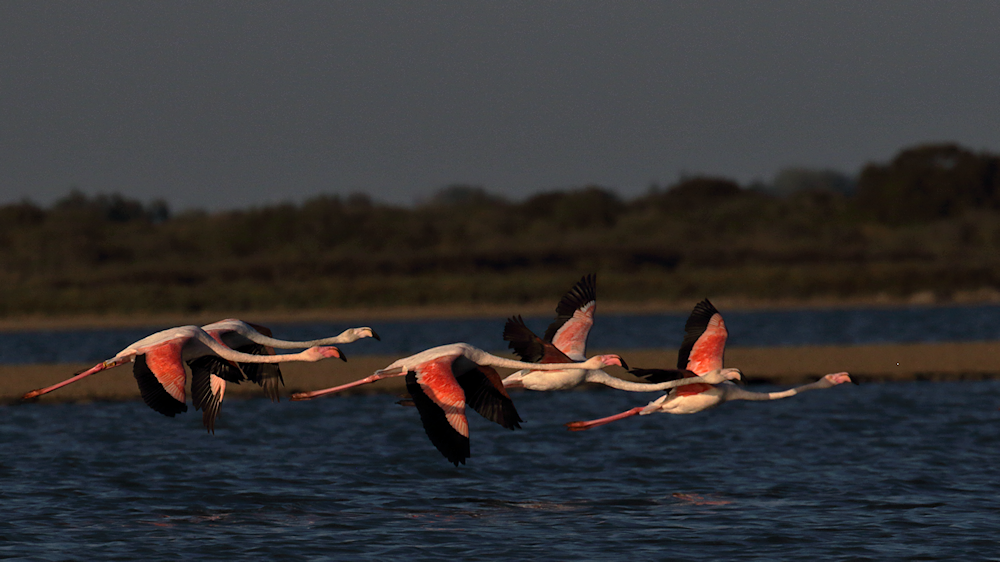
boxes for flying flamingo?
[503,315,740,391]
[196,320,377,401]
[21,325,346,430]
[290,343,628,465]
[565,299,856,431]
[502,275,740,391]
[190,320,379,430]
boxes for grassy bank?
[4,143,1000,317]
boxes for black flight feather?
[189,360,224,433]
[456,369,523,430]
[132,354,188,418]
[503,315,546,363]
[677,299,720,369]
[630,368,692,384]
[234,343,283,402]
[406,371,470,466]
[543,274,596,343]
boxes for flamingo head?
[341,327,381,342]
[306,346,347,362]
[823,372,856,386]
[594,354,628,370]
[700,368,744,385]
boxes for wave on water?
[2,383,999,559]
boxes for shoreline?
[2,293,999,332]
[5,341,1000,405]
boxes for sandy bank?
[5,341,1000,405]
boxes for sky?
[1,1,999,210]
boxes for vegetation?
[3,142,1000,317]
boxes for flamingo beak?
[617,356,629,370]
[369,329,381,341]
[337,348,348,362]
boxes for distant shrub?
[52,190,171,223]
[4,144,1000,315]
[427,185,507,208]
[521,186,623,229]
[770,168,855,197]
[857,143,1000,224]
[637,176,748,214]
[0,201,45,227]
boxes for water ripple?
[2,381,1000,559]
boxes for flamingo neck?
[192,331,322,363]
[724,379,831,401]
[240,328,362,349]
[585,371,714,392]
[468,348,601,371]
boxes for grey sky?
[1,1,998,210]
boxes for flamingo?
[290,343,628,465]
[502,274,739,391]
[189,320,378,430]
[503,315,741,391]
[565,299,856,431]
[196,320,378,401]
[21,325,346,431]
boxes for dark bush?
[856,143,1000,224]
[4,144,1000,315]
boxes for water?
[4,303,1000,365]
[3,382,999,559]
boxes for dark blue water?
[2,381,999,559]
[4,303,1000,365]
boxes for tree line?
[2,142,1000,316]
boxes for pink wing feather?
[677,300,728,375]
[143,341,188,404]
[543,274,597,361]
[413,356,469,438]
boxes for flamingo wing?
[630,368,691,383]
[190,364,225,433]
[503,315,573,364]
[221,326,284,401]
[188,355,245,433]
[190,353,245,383]
[405,356,470,466]
[631,367,713,396]
[235,344,283,401]
[452,357,522,430]
[677,299,728,374]
[132,346,188,417]
[543,274,596,361]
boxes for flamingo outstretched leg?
[565,406,644,431]
[290,368,407,401]
[22,357,132,401]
